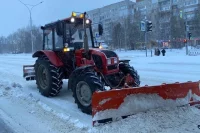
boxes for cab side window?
[55,28,63,49]
[44,29,53,50]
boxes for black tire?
[71,70,103,114]
[119,63,140,87]
[34,55,48,89]
[35,57,63,97]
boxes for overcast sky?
[0,0,136,37]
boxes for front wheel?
[119,63,140,87]
[71,70,103,114]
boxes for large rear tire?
[119,63,140,87]
[35,58,63,97]
[71,70,103,114]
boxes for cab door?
[43,28,53,50]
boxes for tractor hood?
[90,49,118,58]
[100,50,118,58]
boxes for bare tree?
[111,23,124,50]
[0,36,7,53]
[0,26,42,54]
[193,5,200,38]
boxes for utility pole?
[145,31,147,57]
[18,0,43,53]
[140,20,148,57]
[169,0,172,49]
[185,17,189,55]
[146,20,153,57]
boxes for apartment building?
[87,0,199,46]
[136,0,199,43]
[87,0,135,44]
[135,0,153,20]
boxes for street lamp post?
[18,0,43,53]
[185,15,189,55]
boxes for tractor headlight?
[114,58,118,64]
[63,47,70,52]
[72,12,77,17]
[71,17,75,23]
[107,59,111,65]
[86,19,90,24]
[80,14,84,18]
[99,45,103,49]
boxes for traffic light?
[98,24,103,35]
[146,21,152,32]
[188,32,192,40]
[184,39,187,43]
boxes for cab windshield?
[65,24,93,49]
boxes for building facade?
[135,0,200,43]
[87,0,135,44]
[87,0,200,47]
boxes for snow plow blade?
[23,65,35,81]
[92,81,200,126]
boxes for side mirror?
[56,21,64,36]
[41,26,45,30]
[98,24,103,36]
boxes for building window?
[185,0,198,6]
[186,14,195,19]
[184,7,197,12]
[173,0,178,3]
[139,6,146,11]
[121,6,127,10]
[160,6,170,11]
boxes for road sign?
[95,32,99,38]
[140,21,146,31]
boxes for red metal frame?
[75,49,119,75]
[33,50,63,67]
[33,49,119,75]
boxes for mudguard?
[23,50,63,81]
[92,81,200,126]
[33,50,63,67]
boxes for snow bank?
[92,106,200,133]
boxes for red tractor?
[23,12,200,125]
[23,12,140,114]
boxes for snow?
[99,98,111,105]
[93,91,196,121]
[0,49,200,133]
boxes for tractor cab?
[41,12,103,53]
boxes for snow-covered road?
[0,49,200,133]
[0,116,14,133]
[0,87,86,133]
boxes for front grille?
[107,65,118,70]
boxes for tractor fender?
[68,65,94,90]
[33,50,63,67]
